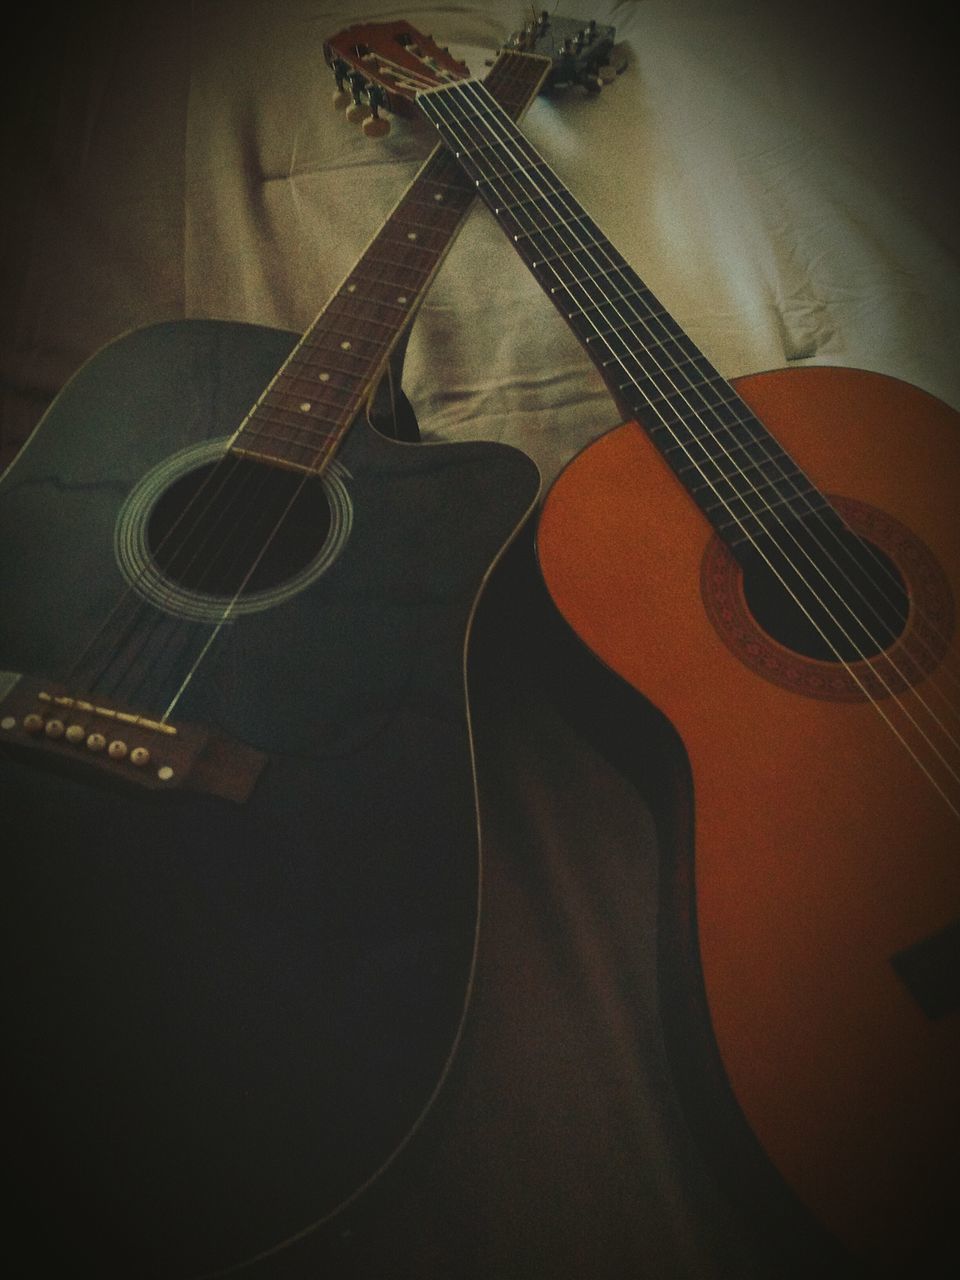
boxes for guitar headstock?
[503,12,621,92]
[324,21,471,137]
[324,13,621,137]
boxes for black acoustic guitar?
[0,35,554,1278]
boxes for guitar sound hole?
[147,458,332,596]
[741,524,909,663]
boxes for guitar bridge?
[0,672,266,804]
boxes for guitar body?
[0,320,539,1276]
[538,366,960,1273]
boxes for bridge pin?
[44,718,65,739]
[130,746,151,767]
[108,740,128,759]
[86,732,106,752]
[23,714,44,733]
[65,724,86,744]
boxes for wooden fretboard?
[418,79,837,554]
[230,51,551,474]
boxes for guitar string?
[60,303,389,702]
[422,79,960,809]
[438,80,960,792]
[430,81,960,717]
[68,453,276,696]
[156,56,546,718]
[438,79,960,695]
[62,194,423,701]
[66,313,384,710]
[61,56,540,720]
[438,80,960,790]
[429,78,960,698]
[445,79,960,733]
[66,363,357,707]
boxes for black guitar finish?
[0,319,540,1277]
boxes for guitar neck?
[418,80,836,554]
[230,51,550,475]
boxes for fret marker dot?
[299,401,312,412]
[407,232,417,241]
[347,284,356,293]
[319,372,330,382]
[340,340,351,350]
[397,295,408,305]
[434,193,443,201]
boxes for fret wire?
[257,386,358,417]
[269,373,358,400]
[698,473,821,511]
[375,220,463,245]
[378,196,467,226]
[293,335,385,364]
[592,318,691,352]
[253,402,353,432]
[357,240,440,270]
[525,231,609,259]
[719,491,834,536]
[233,440,341,473]
[238,428,345,459]
[375,231,451,256]
[616,356,718,395]
[267,386,354,407]
[567,287,659,318]
[401,190,473,216]
[668,432,797,477]
[654,411,803,472]
[299,310,399,341]
[340,269,431,294]
[335,289,410,313]
[290,332,383,362]
[248,414,353,445]
[242,425,344,453]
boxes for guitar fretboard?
[418,80,835,553]
[231,51,551,475]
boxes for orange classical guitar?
[352,28,960,1275]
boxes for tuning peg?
[598,46,628,83]
[331,56,351,111]
[345,69,370,123]
[362,84,390,137]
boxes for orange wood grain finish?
[537,366,960,1267]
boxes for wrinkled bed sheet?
[1,2,957,1277]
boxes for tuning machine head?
[330,55,351,110]
[502,13,623,94]
[328,51,392,136]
